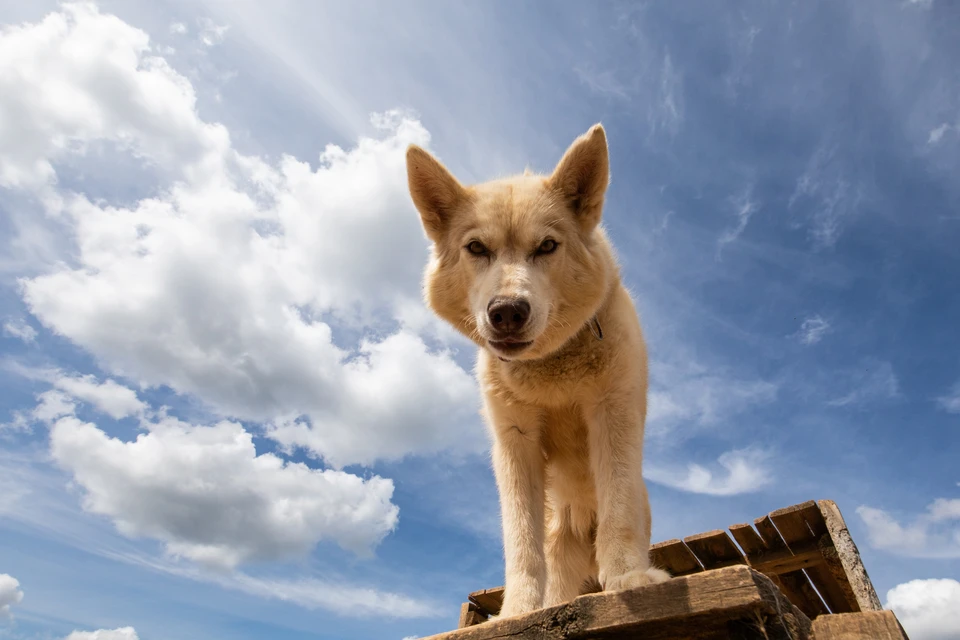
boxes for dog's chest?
[502,339,607,407]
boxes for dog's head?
[406,124,616,361]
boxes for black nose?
[487,297,530,334]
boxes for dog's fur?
[406,124,668,618]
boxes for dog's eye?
[466,240,489,256]
[537,239,559,255]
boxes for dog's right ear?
[406,145,466,242]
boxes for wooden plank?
[649,538,703,576]
[817,500,883,612]
[771,503,853,614]
[422,566,812,640]
[756,514,830,619]
[729,522,766,556]
[467,586,503,617]
[458,602,487,628]
[683,529,747,570]
[811,610,909,639]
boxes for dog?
[405,124,669,619]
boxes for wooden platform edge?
[812,610,909,639]
[427,566,812,640]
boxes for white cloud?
[0,3,230,194]
[169,22,187,35]
[105,548,437,618]
[2,3,481,468]
[717,183,760,256]
[927,123,952,145]
[827,360,900,407]
[51,374,145,420]
[32,389,77,424]
[197,18,228,47]
[66,628,139,640]
[936,381,960,414]
[645,448,773,496]
[647,359,778,438]
[885,578,960,640]
[216,572,436,619]
[789,142,864,249]
[49,415,400,569]
[0,573,24,619]
[2,319,37,343]
[857,497,960,558]
[795,314,831,345]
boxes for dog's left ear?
[548,124,610,232]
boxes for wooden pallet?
[425,565,908,639]
[455,499,885,629]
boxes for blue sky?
[0,1,958,639]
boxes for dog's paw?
[603,566,671,593]
[497,587,542,619]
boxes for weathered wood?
[650,538,703,576]
[729,522,766,556]
[771,503,852,614]
[817,500,883,612]
[467,587,504,618]
[811,611,909,639]
[459,602,487,628]
[683,529,747,569]
[423,566,812,640]
[755,515,830,619]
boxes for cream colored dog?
[406,124,669,619]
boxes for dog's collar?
[497,316,603,362]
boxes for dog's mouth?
[487,338,534,358]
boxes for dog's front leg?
[586,400,670,592]
[487,400,546,618]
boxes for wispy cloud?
[794,315,831,345]
[2,318,36,343]
[927,123,953,145]
[66,628,139,640]
[650,53,684,136]
[827,360,900,407]
[197,18,228,47]
[717,183,760,257]
[645,448,773,496]
[935,381,960,413]
[857,496,960,558]
[789,142,865,250]
[647,359,778,438]
[105,550,439,619]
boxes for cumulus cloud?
[936,381,960,414]
[2,2,481,468]
[49,415,400,569]
[51,374,145,420]
[0,573,23,619]
[885,578,960,640]
[65,628,139,640]
[795,314,831,345]
[857,496,960,558]
[645,448,773,496]
[2,319,37,343]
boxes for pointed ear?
[406,145,467,242]
[548,124,610,231]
